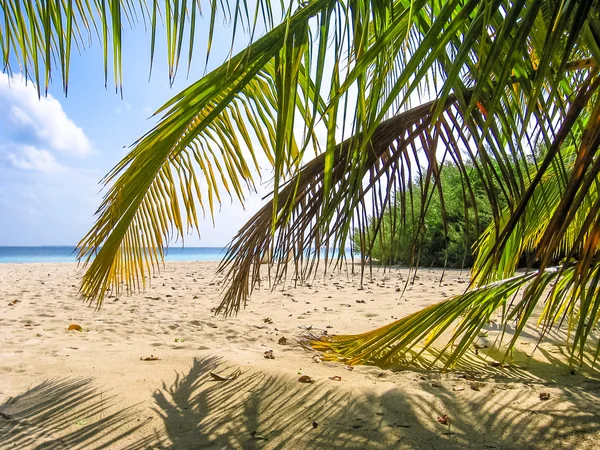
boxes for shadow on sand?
[2,355,600,449]
[0,377,153,449]
[140,356,600,449]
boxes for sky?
[0,13,271,247]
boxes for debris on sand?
[209,369,242,381]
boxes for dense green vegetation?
[353,163,498,268]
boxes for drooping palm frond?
[77,0,598,311]
[76,0,333,306]
[315,141,600,367]
[216,94,461,315]
[314,64,600,368]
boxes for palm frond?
[312,72,600,368]
[312,269,546,367]
[77,0,332,306]
[216,94,460,315]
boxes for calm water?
[0,246,227,263]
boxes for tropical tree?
[3,0,600,368]
[352,161,502,268]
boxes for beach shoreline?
[1,261,599,449]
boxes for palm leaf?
[216,94,461,315]
[77,0,332,306]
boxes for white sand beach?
[1,261,599,449]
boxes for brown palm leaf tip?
[216,95,461,315]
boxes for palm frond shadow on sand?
[2,356,600,449]
[136,356,600,449]
[0,377,154,449]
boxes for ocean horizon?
[0,246,228,264]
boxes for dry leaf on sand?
[298,375,314,384]
[67,324,83,332]
[209,369,241,381]
[539,392,551,401]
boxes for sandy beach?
[1,261,599,449]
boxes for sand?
[1,261,599,449]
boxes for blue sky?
[0,15,269,247]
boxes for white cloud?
[0,73,92,155]
[10,106,34,126]
[7,145,66,174]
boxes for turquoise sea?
[0,246,227,264]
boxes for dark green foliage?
[354,163,499,268]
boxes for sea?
[0,246,227,264]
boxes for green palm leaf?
[76,0,332,306]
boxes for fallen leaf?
[75,420,88,426]
[140,355,160,361]
[67,324,83,332]
[329,376,342,381]
[209,369,241,381]
[539,392,550,401]
[298,375,314,384]
[8,300,18,306]
[264,350,275,359]
[278,337,288,345]
[437,415,449,425]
